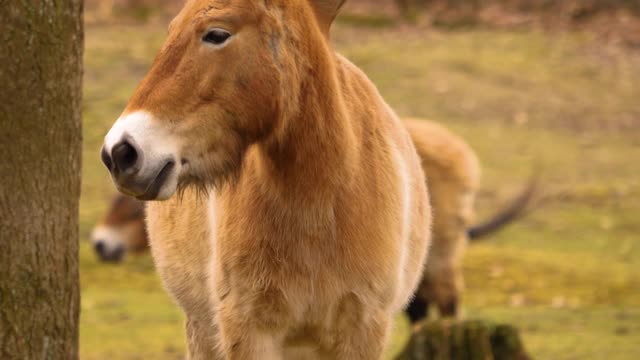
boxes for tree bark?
[0,0,83,359]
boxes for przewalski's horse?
[95,117,536,324]
[403,119,537,322]
[91,194,146,262]
[101,1,431,358]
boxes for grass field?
[80,18,640,359]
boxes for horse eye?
[202,29,231,45]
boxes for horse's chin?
[98,252,125,263]
[172,176,213,201]
[133,178,178,201]
[178,160,242,194]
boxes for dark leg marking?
[405,296,429,324]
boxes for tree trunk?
[0,0,83,359]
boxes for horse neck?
[255,50,357,203]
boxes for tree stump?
[396,320,531,360]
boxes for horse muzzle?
[102,111,180,200]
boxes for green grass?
[80,21,640,359]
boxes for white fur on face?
[104,111,182,200]
[91,225,126,253]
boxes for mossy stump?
[396,320,531,360]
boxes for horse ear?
[308,0,346,38]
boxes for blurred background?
[80,0,640,359]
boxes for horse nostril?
[101,146,113,171]
[94,241,106,255]
[112,140,138,174]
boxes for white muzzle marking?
[104,111,181,200]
